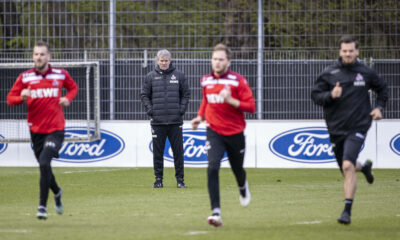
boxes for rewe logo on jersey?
[149,128,228,165]
[0,135,7,155]
[269,127,335,164]
[55,127,125,163]
[390,134,400,157]
[206,94,225,103]
[31,88,59,98]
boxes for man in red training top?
[7,41,78,220]
[191,43,256,227]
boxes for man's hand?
[219,85,240,108]
[191,116,202,130]
[21,87,31,101]
[219,85,231,100]
[370,107,382,120]
[331,82,342,99]
[59,97,70,107]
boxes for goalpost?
[0,61,101,143]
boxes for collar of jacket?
[34,64,53,76]
[337,57,361,69]
[211,69,231,79]
[155,63,176,75]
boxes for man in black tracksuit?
[141,49,190,188]
[311,35,388,224]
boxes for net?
[0,62,100,143]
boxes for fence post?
[109,0,116,120]
[257,0,264,120]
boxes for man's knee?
[208,164,219,176]
[342,160,355,173]
[38,155,51,173]
[38,144,58,165]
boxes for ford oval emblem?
[269,127,335,164]
[0,135,7,155]
[390,133,400,157]
[55,127,125,163]
[149,128,228,165]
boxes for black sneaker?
[361,159,374,184]
[177,179,187,188]
[152,178,163,188]
[337,211,351,224]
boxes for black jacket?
[141,63,190,125]
[311,58,388,136]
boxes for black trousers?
[30,130,64,207]
[206,128,246,210]
[151,124,184,180]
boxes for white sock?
[212,208,221,216]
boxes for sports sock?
[344,199,353,215]
[38,205,47,212]
[239,183,247,197]
[212,208,221,216]
[239,189,246,197]
[55,188,62,198]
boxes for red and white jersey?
[7,65,78,134]
[197,70,255,136]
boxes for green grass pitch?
[0,167,399,240]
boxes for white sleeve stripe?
[46,74,66,80]
[22,75,43,83]
[201,79,218,86]
[218,79,239,86]
[201,79,239,87]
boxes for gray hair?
[156,49,171,60]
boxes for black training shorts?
[330,132,366,170]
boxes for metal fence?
[1,0,399,120]
[1,55,399,120]
[100,57,400,120]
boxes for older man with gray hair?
[141,49,190,188]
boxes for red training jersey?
[197,70,255,136]
[7,65,78,134]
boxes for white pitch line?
[294,220,322,225]
[186,231,208,235]
[396,214,400,217]
[63,169,124,174]
[0,229,30,233]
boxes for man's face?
[157,57,171,70]
[33,46,50,72]
[339,42,359,65]
[211,50,230,76]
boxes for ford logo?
[390,133,400,157]
[0,134,7,155]
[269,127,335,164]
[54,127,125,163]
[149,128,228,165]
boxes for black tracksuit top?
[311,58,388,136]
[141,63,190,125]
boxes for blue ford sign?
[390,133,400,157]
[55,127,125,163]
[149,128,228,165]
[269,127,335,164]
[0,135,7,155]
